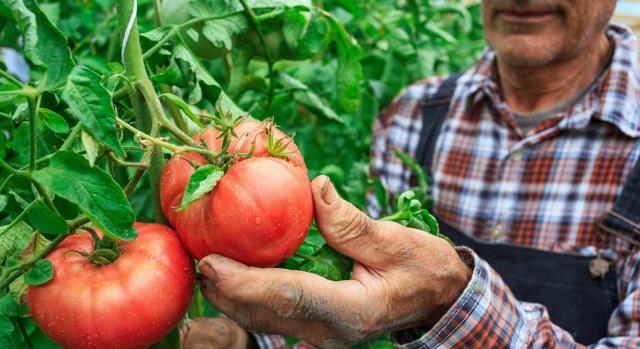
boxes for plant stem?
[0,233,69,290]
[116,117,218,157]
[27,97,37,172]
[160,84,188,132]
[15,318,34,349]
[0,158,25,177]
[61,123,83,151]
[0,68,23,88]
[238,0,276,115]
[0,201,38,237]
[136,80,200,149]
[116,0,168,224]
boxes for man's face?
[482,0,617,67]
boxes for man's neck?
[497,34,612,115]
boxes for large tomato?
[27,223,195,349]
[160,119,313,267]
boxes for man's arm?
[390,249,640,348]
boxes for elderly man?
[182,0,640,347]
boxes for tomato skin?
[160,119,312,267]
[27,223,195,349]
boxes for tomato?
[160,0,229,60]
[160,119,313,267]
[27,223,195,349]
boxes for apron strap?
[414,73,462,178]
[598,158,640,247]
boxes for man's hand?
[180,317,253,349]
[198,176,472,348]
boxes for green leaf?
[299,246,351,281]
[3,0,74,89]
[0,315,16,348]
[200,14,248,50]
[278,73,344,124]
[177,165,224,211]
[61,65,124,156]
[80,130,99,167]
[174,44,221,87]
[0,293,20,318]
[26,200,68,235]
[39,108,69,134]
[24,259,53,286]
[160,93,205,127]
[0,195,7,212]
[0,222,32,260]
[31,151,137,240]
[282,11,309,49]
[325,14,362,112]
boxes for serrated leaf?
[81,130,99,167]
[0,221,32,260]
[3,0,74,89]
[24,259,53,285]
[282,11,309,49]
[189,0,312,18]
[161,93,205,127]
[61,65,124,156]
[177,165,224,211]
[278,73,343,124]
[31,151,137,240]
[39,108,69,134]
[174,44,221,87]
[200,14,248,50]
[26,200,67,235]
[141,25,172,42]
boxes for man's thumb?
[311,176,393,267]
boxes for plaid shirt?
[255,25,640,348]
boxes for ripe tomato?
[27,223,195,349]
[160,119,313,267]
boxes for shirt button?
[510,150,524,161]
[491,225,504,240]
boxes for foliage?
[0,0,484,347]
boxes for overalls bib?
[413,75,640,345]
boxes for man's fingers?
[311,176,409,268]
[198,254,363,321]
[180,317,249,349]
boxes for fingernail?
[199,260,218,282]
[321,176,337,205]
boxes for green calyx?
[65,228,122,267]
[264,121,295,161]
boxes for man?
[182,0,640,347]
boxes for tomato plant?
[0,0,483,347]
[28,223,195,349]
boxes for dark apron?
[414,75,640,345]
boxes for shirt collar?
[463,25,640,138]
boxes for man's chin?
[490,35,560,68]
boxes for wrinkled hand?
[198,176,471,348]
[180,316,253,349]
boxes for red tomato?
[27,223,195,349]
[160,119,313,267]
